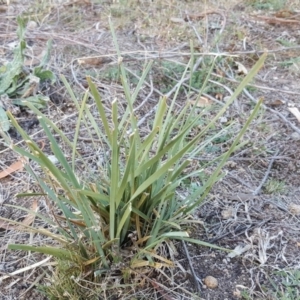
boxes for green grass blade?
[61,74,108,151]
[197,53,267,139]
[115,131,136,206]
[109,99,119,240]
[60,74,79,106]
[38,118,80,188]
[131,61,153,106]
[175,237,230,252]
[87,77,112,145]
[72,89,89,170]
[8,244,74,260]
[134,118,200,178]
[137,127,159,162]
[20,102,78,152]
[131,126,212,201]
[116,203,132,238]
[76,189,109,204]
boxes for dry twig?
[181,241,202,293]
[253,149,280,196]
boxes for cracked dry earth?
[1,0,300,299]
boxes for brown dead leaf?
[274,10,295,19]
[268,99,285,107]
[189,96,212,107]
[288,107,300,123]
[77,57,108,66]
[0,158,26,179]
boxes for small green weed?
[267,270,300,300]
[247,0,287,10]
[279,57,300,73]
[276,39,297,48]
[264,178,287,194]
[0,17,55,132]
[240,289,253,300]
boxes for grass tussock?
[0,18,267,299]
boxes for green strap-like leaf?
[87,77,112,145]
[0,106,10,132]
[9,244,74,260]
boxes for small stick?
[181,240,202,293]
[133,74,154,112]
[253,149,280,196]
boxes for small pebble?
[288,203,300,215]
[204,275,218,289]
[219,116,227,123]
[221,209,233,219]
[27,20,38,30]
[291,132,300,140]
[48,155,59,165]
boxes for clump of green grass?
[264,178,287,194]
[247,0,287,10]
[0,20,267,299]
[266,269,300,300]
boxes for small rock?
[221,208,233,219]
[225,160,237,169]
[27,20,38,30]
[288,203,300,215]
[219,116,227,123]
[291,132,300,140]
[204,276,218,289]
[48,155,59,165]
[233,289,242,298]
[170,17,185,23]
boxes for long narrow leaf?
[109,99,119,240]
[87,77,112,145]
[8,244,74,260]
[72,89,89,170]
[115,130,136,206]
[116,203,132,238]
[196,52,267,140]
